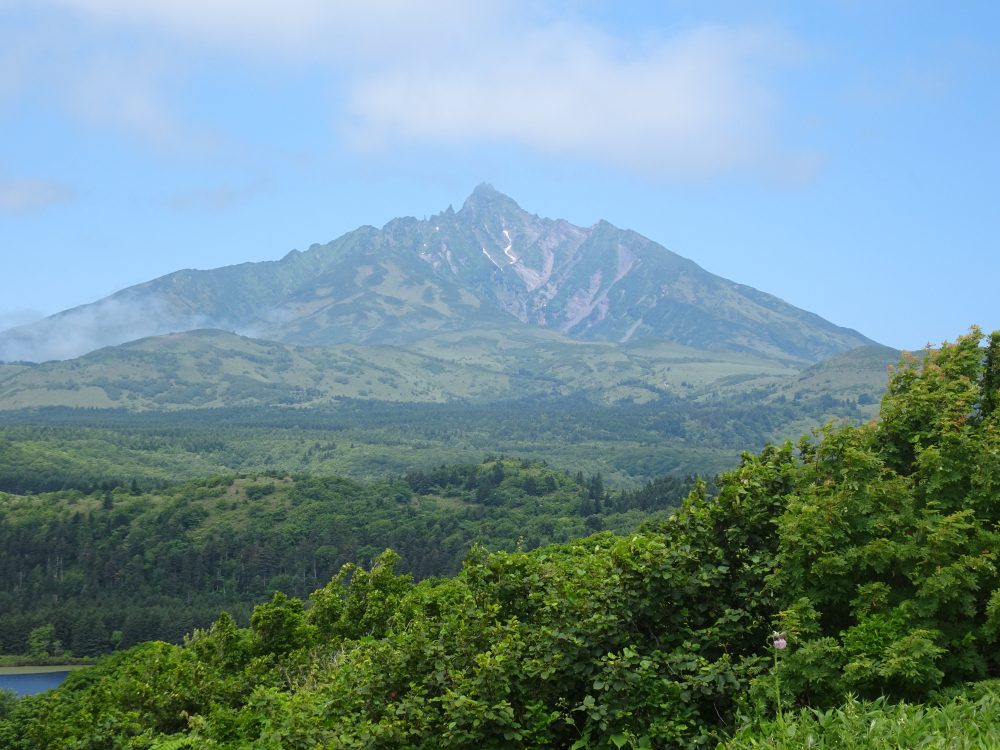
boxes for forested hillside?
[0,328,997,748]
[0,460,694,656]
[0,373,883,494]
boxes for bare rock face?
[0,185,874,364]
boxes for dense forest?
[0,383,874,494]
[0,459,695,656]
[0,328,998,748]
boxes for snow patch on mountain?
[502,230,517,263]
[482,248,503,269]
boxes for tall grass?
[723,685,1000,749]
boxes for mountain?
[0,185,874,364]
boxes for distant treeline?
[0,390,867,495]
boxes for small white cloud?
[0,178,74,214]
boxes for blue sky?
[1,1,997,351]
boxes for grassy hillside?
[0,327,811,410]
[769,343,901,405]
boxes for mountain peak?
[459,183,524,217]
[471,182,502,199]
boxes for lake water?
[0,670,70,696]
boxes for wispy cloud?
[166,179,265,213]
[0,292,229,362]
[61,54,185,146]
[0,177,74,214]
[0,309,45,335]
[33,0,504,61]
[0,10,195,149]
[10,1,811,180]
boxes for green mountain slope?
[0,327,896,415]
[0,327,811,410]
[769,343,902,405]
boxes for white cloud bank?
[12,1,810,179]
[348,24,796,178]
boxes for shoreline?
[0,665,89,675]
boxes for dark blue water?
[0,671,70,696]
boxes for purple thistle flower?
[773,637,787,650]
